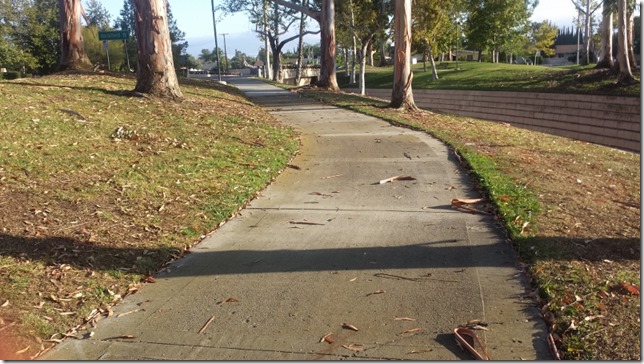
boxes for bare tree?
[132,0,183,99]
[58,0,92,71]
[390,0,417,110]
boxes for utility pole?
[210,0,222,81]
[221,33,229,73]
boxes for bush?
[2,71,21,80]
[22,73,32,78]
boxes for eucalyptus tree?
[596,0,615,68]
[57,0,92,70]
[271,0,339,90]
[131,0,183,99]
[390,0,416,110]
[570,0,602,64]
[616,0,636,83]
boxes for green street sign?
[98,30,129,40]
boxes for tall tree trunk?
[596,8,614,68]
[428,48,439,81]
[263,0,272,79]
[358,40,369,96]
[617,0,635,83]
[132,0,183,99]
[58,0,91,71]
[379,39,387,66]
[367,43,374,66]
[583,0,591,64]
[350,37,356,83]
[318,0,339,90]
[390,0,416,110]
[344,48,350,76]
[627,10,637,69]
[295,0,307,85]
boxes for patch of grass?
[299,88,640,360]
[338,62,640,97]
[0,73,298,359]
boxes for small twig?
[198,315,216,334]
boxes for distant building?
[544,26,581,66]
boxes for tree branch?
[277,30,321,50]
[269,0,320,22]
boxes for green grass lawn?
[337,62,640,97]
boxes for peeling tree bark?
[132,0,183,99]
[596,10,613,68]
[390,0,417,110]
[58,0,91,71]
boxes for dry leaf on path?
[198,315,216,334]
[399,327,423,336]
[289,220,325,226]
[1,300,8,307]
[341,344,364,352]
[217,297,239,305]
[366,290,385,297]
[15,346,30,354]
[342,323,359,331]
[376,175,417,185]
[319,333,335,344]
[143,276,156,283]
[395,317,416,321]
[451,198,484,205]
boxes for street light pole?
[210,0,222,81]
[221,33,229,73]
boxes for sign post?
[98,31,130,71]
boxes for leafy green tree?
[0,0,38,71]
[412,0,464,79]
[465,0,537,63]
[85,0,111,29]
[13,0,61,74]
[531,20,558,62]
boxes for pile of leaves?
[0,73,299,359]
[303,89,640,360]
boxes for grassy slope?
[338,62,640,97]
[0,73,299,359]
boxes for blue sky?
[93,0,579,58]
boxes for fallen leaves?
[375,175,417,185]
[399,327,423,337]
[450,198,491,215]
[319,333,335,344]
[198,315,216,334]
[365,289,385,297]
[217,297,239,305]
[342,323,359,331]
[341,344,364,352]
[621,282,640,296]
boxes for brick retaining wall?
[347,88,641,153]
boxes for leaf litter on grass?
[0,73,299,359]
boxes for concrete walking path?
[41,77,549,360]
